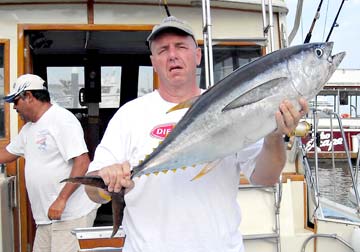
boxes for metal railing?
[239,181,282,252]
[294,108,360,251]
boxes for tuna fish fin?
[110,188,126,238]
[167,96,200,113]
[222,77,288,112]
[60,175,108,190]
[190,160,221,181]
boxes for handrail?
[321,109,360,214]
[261,0,275,53]
[238,181,282,252]
[298,108,360,218]
[301,233,354,252]
[201,0,214,88]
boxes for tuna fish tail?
[61,175,125,238]
[60,175,108,189]
[110,188,126,237]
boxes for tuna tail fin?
[110,188,126,238]
[61,175,126,239]
[167,95,200,113]
[60,175,108,190]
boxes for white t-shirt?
[7,104,98,224]
[89,90,263,252]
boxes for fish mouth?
[330,51,346,67]
[324,41,346,66]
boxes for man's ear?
[196,47,202,66]
[150,55,158,73]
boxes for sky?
[286,0,360,69]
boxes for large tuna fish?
[62,42,345,237]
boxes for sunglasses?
[13,92,26,105]
[13,96,21,105]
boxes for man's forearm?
[251,132,286,185]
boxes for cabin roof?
[0,0,288,13]
[321,69,360,95]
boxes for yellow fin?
[191,160,221,181]
[171,169,177,173]
[167,96,200,113]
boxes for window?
[0,44,5,137]
[100,66,121,108]
[47,66,85,109]
[138,66,153,97]
[0,41,9,141]
[197,45,262,88]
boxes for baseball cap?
[4,74,47,103]
[146,16,197,48]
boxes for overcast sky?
[286,0,360,69]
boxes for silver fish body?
[132,42,345,178]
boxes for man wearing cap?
[85,16,308,252]
[0,74,99,252]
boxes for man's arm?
[0,148,19,164]
[251,98,308,185]
[47,152,90,220]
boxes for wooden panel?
[240,172,304,185]
[305,151,357,159]
[79,237,124,249]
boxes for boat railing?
[238,179,282,252]
[354,134,360,185]
[296,108,360,215]
[300,233,354,252]
[318,109,360,214]
[201,0,275,89]
[0,164,16,252]
[292,108,360,251]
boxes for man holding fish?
[86,16,309,252]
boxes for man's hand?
[99,161,135,193]
[48,197,66,220]
[273,98,309,136]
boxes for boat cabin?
[0,1,288,251]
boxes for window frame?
[0,39,10,146]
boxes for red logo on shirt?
[150,123,176,140]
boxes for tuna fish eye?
[315,48,324,58]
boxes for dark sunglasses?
[13,96,21,105]
[13,92,26,105]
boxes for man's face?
[150,33,201,88]
[13,92,30,122]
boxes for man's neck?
[32,102,52,122]
[158,84,201,103]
